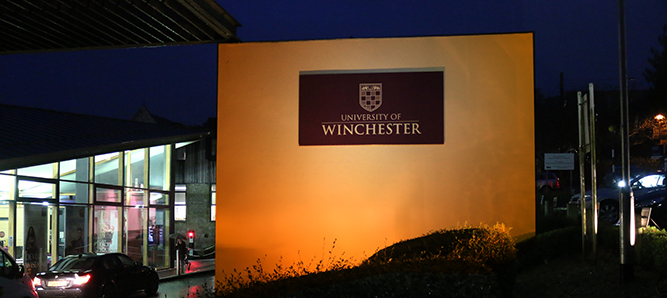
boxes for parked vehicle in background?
[33,253,159,298]
[0,248,38,298]
[570,172,666,224]
[536,172,560,193]
[602,165,644,188]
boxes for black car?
[571,172,667,224]
[33,253,159,298]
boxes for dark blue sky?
[0,1,665,125]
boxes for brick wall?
[174,183,215,251]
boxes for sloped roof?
[0,0,241,54]
[0,104,208,170]
[131,104,185,127]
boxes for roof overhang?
[0,104,212,171]
[0,132,207,171]
[0,0,241,54]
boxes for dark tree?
[641,24,667,117]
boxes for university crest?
[359,83,382,112]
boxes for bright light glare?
[630,196,636,246]
[618,180,626,188]
[32,277,41,288]
[656,114,665,121]
[73,274,91,285]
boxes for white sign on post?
[545,153,575,170]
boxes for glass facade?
[0,144,174,272]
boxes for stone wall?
[174,183,215,252]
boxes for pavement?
[157,258,215,281]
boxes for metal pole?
[589,83,598,262]
[618,0,634,283]
[177,249,182,276]
[577,91,587,257]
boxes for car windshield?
[50,257,96,271]
[633,174,664,188]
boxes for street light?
[655,114,667,142]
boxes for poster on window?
[24,204,47,278]
[299,68,445,146]
[95,207,119,253]
[65,206,87,255]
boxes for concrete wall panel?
[216,33,535,278]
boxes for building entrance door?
[148,208,167,268]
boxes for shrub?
[638,227,667,274]
[215,224,518,298]
[515,225,580,269]
[597,223,620,250]
[215,239,359,297]
[364,223,517,274]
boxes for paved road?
[128,258,216,298]
[127,272,215,298]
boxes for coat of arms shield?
[359,83,382,112]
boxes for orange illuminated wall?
[216,33,535,278]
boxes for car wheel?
[599,201,619,223]
[540,185,552,193]
[101,281,118,298]
[144,272,159,296]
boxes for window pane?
[148,208,167,267]
[149,146,168,191]
[175,191,185,205]
[17,163,57,179]
[125,149,145,188]
[175,206,186,222]
[95,153,121,186]
[124,206,146,261]
[96,187,121,203]
[59,182,89,204]
[211,189,216,205]
[0,174,15,201]
[125,189,146,206]
[94,206,121,253]
[61,205,89,256]
[18,180,55,199]
[59,158,89,182]
[211,184,216,221]
[174,184,185,221]
[150,192,167,206]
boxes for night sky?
[0,0,665,125]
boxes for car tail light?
[73,274,91,286]
[32,276,41,288]
[556,178,560,188]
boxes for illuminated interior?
[0,144,178,271]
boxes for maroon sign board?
[299,68,444,146]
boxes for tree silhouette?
[641,24,667,117]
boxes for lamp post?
[655,114,666,171]
[618,0,634,283]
